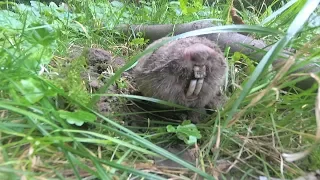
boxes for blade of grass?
[261,0,299,25]
[225,0,320,125]
[95,93,193,110]
[61,150,82,180]
[0,167,34,178]
[62,143,168,180]
[67,152,100,177]
[58,129,159,156]
[0,101,60,129]
[0,141,17,180]
[109,148,132,174]
[90,155,113,180]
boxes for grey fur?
[133,36,227,122]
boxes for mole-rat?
[133,36,227,123]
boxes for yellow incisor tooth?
[186,79,197,97]
[194,78,204,96]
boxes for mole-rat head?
[179,43,220,78]
[178,43,221,97]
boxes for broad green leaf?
[21,24,58,67]
[0,10,23,30]
[168,122,202,145]
[58,110,97,126]
[111,1,124,8]
[30,1,47,10]
[232,52,256,74]
[14,3,41,18]
[166,125,176,132]
[179,0,188,14]
[187,136,197,145]
[24,23,56,46]
[13,78,45,104]
[130,38,148,46]
[177,124,202,139]
[27,44,56,65]
[181,120,192,125]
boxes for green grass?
[1,0,320,179]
